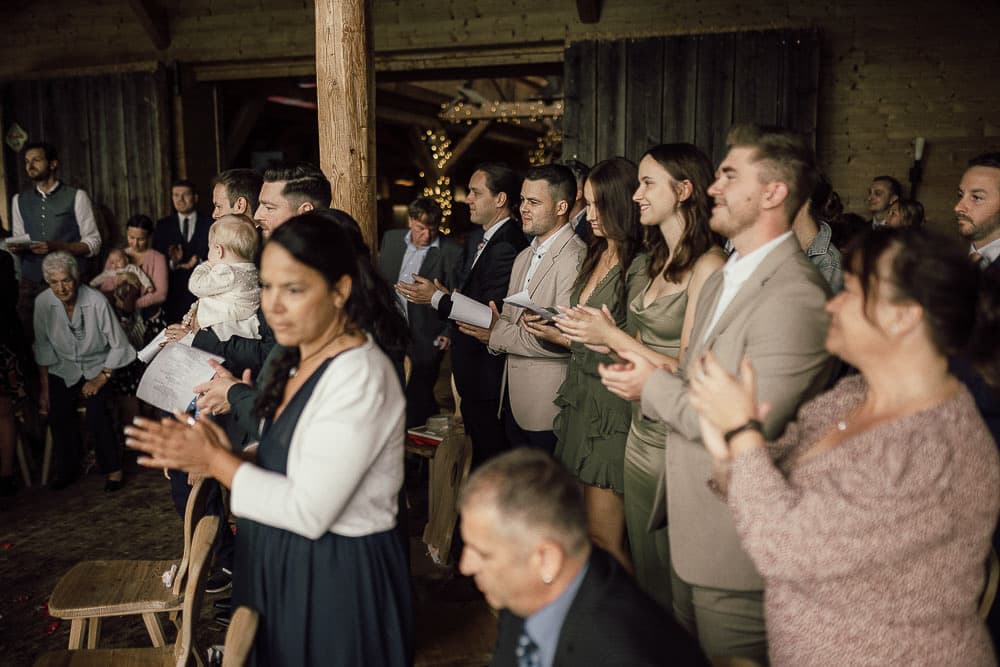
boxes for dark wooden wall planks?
[563,29,820,168]
[2,68,171,252]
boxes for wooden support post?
[315,0,377,252]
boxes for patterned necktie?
[516,631,541,667]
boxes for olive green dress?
[553,254,649,494]
[623,280,688,610]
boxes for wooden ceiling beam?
[127,0,170,50]
[576,0,603,24]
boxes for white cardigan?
[231,337,405,539]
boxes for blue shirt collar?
[523,559,589,667]
[404,231,440,251]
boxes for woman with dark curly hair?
[126,213,412,665]
[555,144,725,608]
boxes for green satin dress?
[623,280,688,610]
[553,254,649,494]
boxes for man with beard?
[957,153,1000,277]
[598,125,834,661]
[10,142,101,337]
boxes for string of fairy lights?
[415,100,564,230]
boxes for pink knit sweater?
[729,375,998,666]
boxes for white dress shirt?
[431,217,511,310]
[396,232,438,318]
[12,181,101,257]
[523,223,572,289]
[972,237,1000,269]
[230,336,406,539]
[702,231,794,342]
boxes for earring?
[542,574,553,585]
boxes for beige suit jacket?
[489,226,586,431]
[640,234,835,591]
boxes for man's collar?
[805,221,833,257]
[35,180,61,196]
[404,231,440,251]
[530,222,571,252]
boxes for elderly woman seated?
[688,227,999,665]
[33,251,136,491]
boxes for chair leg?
[41,427,53,486]
[15,435,32,487]
[142,612,166,647]
[67,618,87,649]
[86,617,101,648]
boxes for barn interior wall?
[2,0,998,227]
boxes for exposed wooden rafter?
[127,0,170,50]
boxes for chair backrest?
[222,606,260,667]
[979,546,999,620]
[171,477,212,597]
[173,515,220,665]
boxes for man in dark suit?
[459,448,706,667]
[379,197,463,427]
[397,163,528,466]
[153,178,212,323]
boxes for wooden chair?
[421,416,473,566]
[221,607,259,667]
[14,426,54,487]
[47,478,212,649]
[980,546,999,620]
[34,515,219,667]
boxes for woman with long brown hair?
[523,157,647,569]
[555,143,725,607]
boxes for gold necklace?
[288,328,354,378]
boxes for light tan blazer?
[489,226,586,431]
[641,234,835,591]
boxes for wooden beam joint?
[127,0,170,50]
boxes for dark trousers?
[405,347,444,429]
[169,470,235,571]
[461,397,509,469]
[48,374,121,479]
[502,390,557,456]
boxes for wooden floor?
[0,451,496,666]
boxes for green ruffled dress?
[553,254,649,493]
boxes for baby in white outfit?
[90,248,155,293]
[183,215,261,342]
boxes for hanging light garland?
[529,128,564,166]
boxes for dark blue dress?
[233,356,413,666]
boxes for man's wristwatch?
[723,419,763,444]
[101,369,113,380]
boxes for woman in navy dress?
[128,213,413,665]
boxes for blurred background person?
[884,197,925,228]
[34,251,136,491]
[689,227,999,666]
[792,175,844,292]
[0,246,28,496]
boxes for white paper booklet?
[502,290,561,322]
[2,234,30,247]
[448,292,493,328]
[137,329,195,364]
[137,343,223,413]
